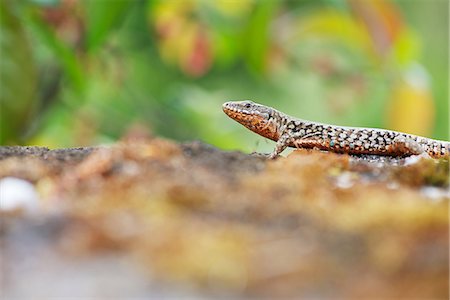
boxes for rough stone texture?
[1,139,448,298]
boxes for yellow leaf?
[386,64,434,137]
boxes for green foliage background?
[0,0,448,153]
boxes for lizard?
[222,100,450,159]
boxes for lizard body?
[223,100,450,159]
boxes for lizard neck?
[271,111,291,140]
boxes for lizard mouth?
[222,101,271,120]
[222,101,279,141]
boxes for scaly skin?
[223,100,450,159]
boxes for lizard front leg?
[268,133,291,159]
[268,131,323,159]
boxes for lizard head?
[222,100,281,141]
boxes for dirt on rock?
[1,137,448,299]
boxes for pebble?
[0,177,39,214]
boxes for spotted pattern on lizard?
[223,100,450,159]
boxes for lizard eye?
[244,102,251,108]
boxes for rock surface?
[1,138,449,298]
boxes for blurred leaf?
[393,28,420,67]
[85,0,132,52]
[29,0,60,5]
[0,0,38,144]
[242,0,279,73]
[211,0,254,17]
[28,11,85,93]
[349,0,405,56]
[387,64,434,137]
[149,0,206,76]
[322,0,349,10]
[296,9,373,57]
